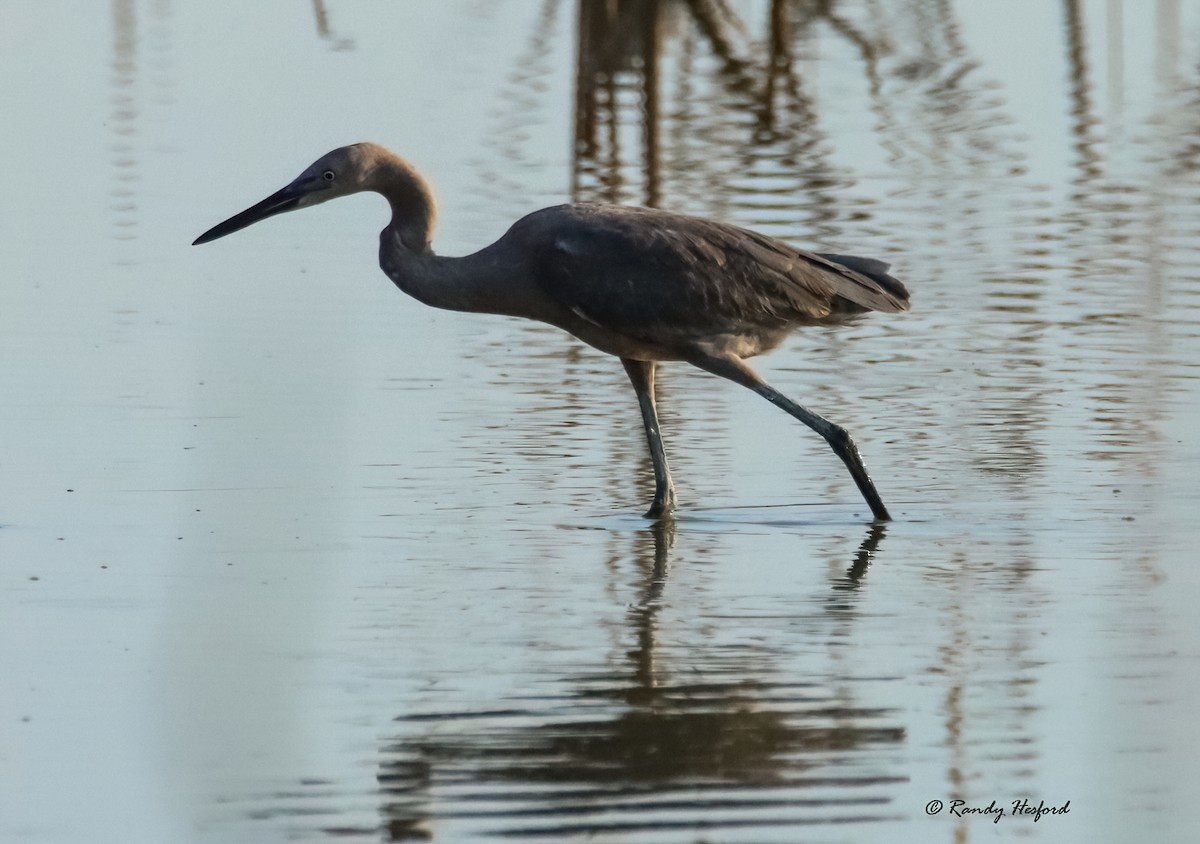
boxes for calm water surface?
[3,1,1200,842]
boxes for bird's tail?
[819,253,911,313]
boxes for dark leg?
[621,358,677,519]
[686,352,892,521]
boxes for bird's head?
[192,144,382,245]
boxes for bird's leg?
[686,352,892,521]
[621,358,677,519]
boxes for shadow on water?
[369,521,904,840]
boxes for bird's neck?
[371,155,438,254]
[371,154,486,313]
[379,228,531,318]
[369,154,543,320]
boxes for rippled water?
[3,1,1200,842]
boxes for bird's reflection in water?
[375,521,905,839]
[831,521,885,597]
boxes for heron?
[194,143,909,521]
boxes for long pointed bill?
[192,183,306,245]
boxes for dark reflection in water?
[572,0,851,239]
[311,0,354,51]
[370,522,904,839]
[1063,0,1103,183]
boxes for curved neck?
[379,233,462,310]
[367,153,437,253]
[366,149,546,321]
[379,230,540,319]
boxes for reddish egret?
[194,144,909,520]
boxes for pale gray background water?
[3,1,1200,842]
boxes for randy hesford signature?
[925,798,1070,824]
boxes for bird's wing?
[516,205,905,343]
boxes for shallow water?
[3,1,1200,841]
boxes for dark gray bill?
[193,183,304,245]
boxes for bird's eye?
[322,170,336,181]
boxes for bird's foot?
[642,490,677,521]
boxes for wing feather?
[511,204,908,342]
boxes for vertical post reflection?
[640,0,663,207]
[570,0,881,239]
[1063,0,1103,182]
[109,0,139,243]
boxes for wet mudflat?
[3,1,1200,842]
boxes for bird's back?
[500,203,908,358]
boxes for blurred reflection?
[109,0,139,243]
[1064,0,1103,182]
[475,0,563,219]
[831,520,884,594]
[373,522,904,838]
[571,0,861,239]
[573,0,665,205]
[311,0,354,51]
[1059,0,1172,481]
[108,0,175,249]
[929,540,1046,842]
